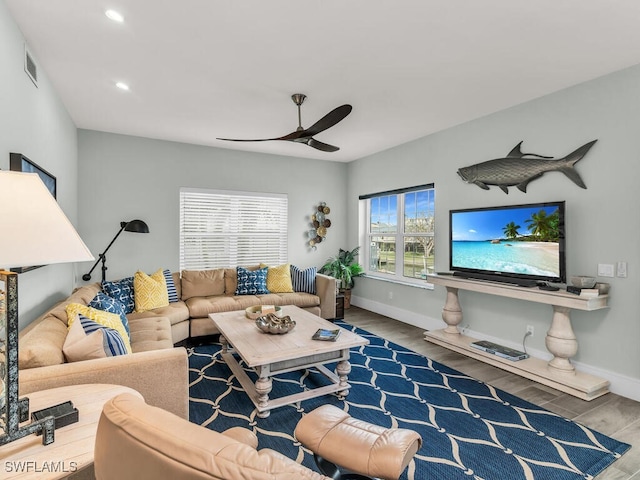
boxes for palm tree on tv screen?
[525,209,560,242]
[502,221,521,240]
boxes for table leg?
[256,375,273,418]
[442,286,463,334]
[545,305,577,373]
[220,335,229,354]
[336,360,351,399]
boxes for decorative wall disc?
[308,202,331,250]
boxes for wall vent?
[24,45,38,87]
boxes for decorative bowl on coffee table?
[255,313,296,334]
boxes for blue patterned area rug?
[189,321,629,480]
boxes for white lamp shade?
[0,171,94,268]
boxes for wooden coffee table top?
[210,305,368,367]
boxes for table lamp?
[0,171,94,446]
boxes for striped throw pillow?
[63,314,128,362]
[163,269,179,303]
[290,265,317,294]
[65,303,132,354]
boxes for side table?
[0,384,142,479]
[335,294,345,320]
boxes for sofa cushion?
[128,317,174,353]
[290,265,317,294]
[260,263,294,293]
[134,269,169,313]
[235,267,269,295]
[89,292,130,338]
[18,316,68,368]
[270,292,320,309]
[66,303,132,354]
[181,269,225,300]
[186,292,320,318]
[63,314,129,362]
[127,300,190,327]
[102,276,135,314]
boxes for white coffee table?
[210,305,368,418]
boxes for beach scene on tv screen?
[451,205,561,277]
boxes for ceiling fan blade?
[303,104,352,137]
[307,138,340,152]
[216,137,280,142]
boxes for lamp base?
[0,396,56,446]
[1,270,57,447]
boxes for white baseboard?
[350,295,640,403]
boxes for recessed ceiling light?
[105,10,124,23]
[115,82,130,91]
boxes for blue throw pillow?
[163,269,179,303]
[89,291,130,338]
[102,276,135,314]
[290,265,317,294]
[235,267,269,295]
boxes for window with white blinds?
[180,188,288,270]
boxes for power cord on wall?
[522,331,532,355]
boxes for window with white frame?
[180,188,288,270]
[360,184,435,284]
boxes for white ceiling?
[6,0,640,162]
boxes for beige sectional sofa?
[125,268,337,342]
[18,267,337,419]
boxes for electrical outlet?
[388,291,393,300]
[526,325,534,337]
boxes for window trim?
[360,184,434,286]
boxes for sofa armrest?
[19,347,189,419]
[316,273,337,320]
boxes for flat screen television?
[449,201,565,287]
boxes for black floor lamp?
[82,220,149,282]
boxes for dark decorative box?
[31,400,79,433]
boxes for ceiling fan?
[217,94,352,152]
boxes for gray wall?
[348,64,640,395]
[1,1,80,328]
[77,130,348,282]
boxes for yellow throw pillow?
[134,269,169,313]
[65,303,132,354]
[260,263,294,293]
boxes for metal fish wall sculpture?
[457,140,597,193]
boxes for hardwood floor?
[343,306,640,479]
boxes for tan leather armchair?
[94,393,329,480]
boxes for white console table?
[424,274,609,401]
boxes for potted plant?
[320,247,364,309]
